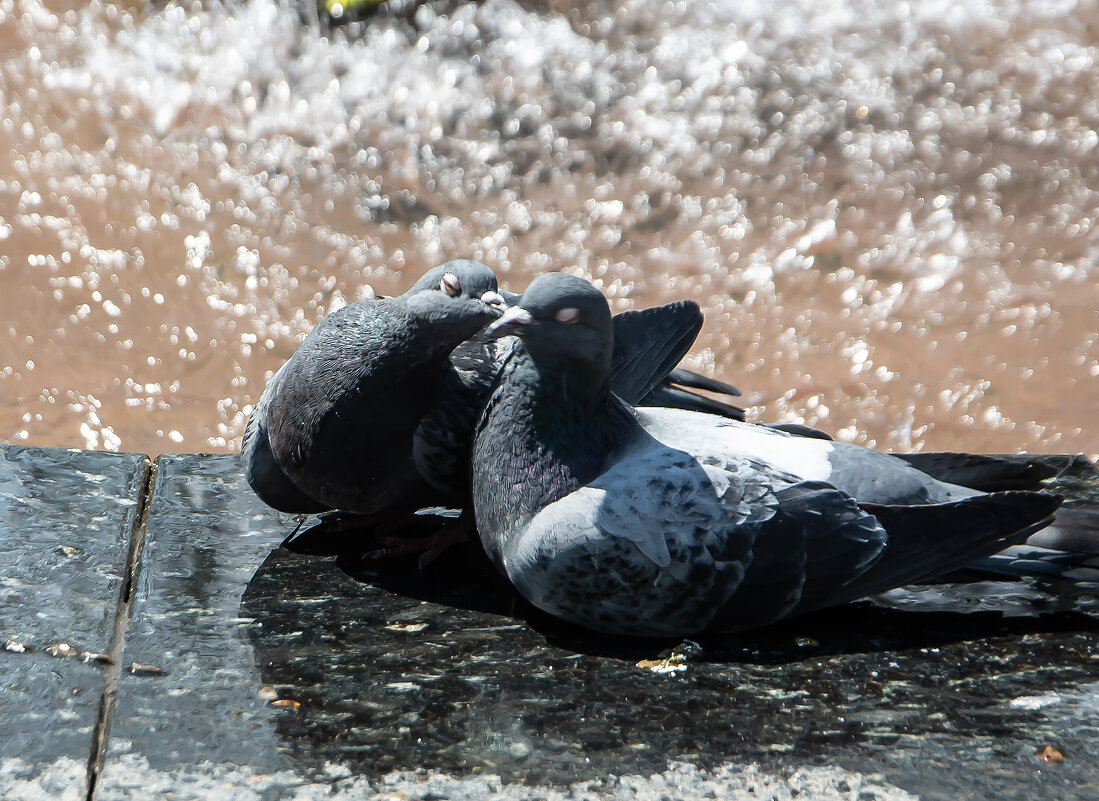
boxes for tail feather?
[892,452,1061,491]
[1025,506,1099,555]
[664,367,742,397]
[856,491,1062,593]
[967,546,1099,582]
[961,505,1099,580]
[639,384,746,421]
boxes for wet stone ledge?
[1,445,149,799]
[2,446,1098,800]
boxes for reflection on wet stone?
[98,454,294,795]
[0,445,148,795]
[245,548,1099,798]
[91,452,1099,798]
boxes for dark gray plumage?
[243,260,507,516]
[241,360,330,514]
[470,273,1063,637]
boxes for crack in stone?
[86,454,158,801]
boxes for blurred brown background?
[2,0,1096,458]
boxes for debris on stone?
[637,653,689,675]
[1009,693,1061,710]
[129,662,167,676]
[1036,745,1064,764]
[385,622,428,633]
[637,640,703,675]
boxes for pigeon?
[243,260,508,518]
[470,273,1064,637]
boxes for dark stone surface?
[0,445,148,794]
[241,552,1099,800]
[93,451,1099,798]
[96,454,296,798]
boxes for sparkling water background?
[1,0,1097,457]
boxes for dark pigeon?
[242,260,507,517]
[470,273,1064,637]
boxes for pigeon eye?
[554,307,580,324]
[440,273,462,297]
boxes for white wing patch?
[637,407,835,481]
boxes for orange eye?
[554,307,580,324]
[440,273,462,297]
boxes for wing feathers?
[609,302,703,404]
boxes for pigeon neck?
[521,340,613,412]
[396,302,481,363]
[473,349,635,570]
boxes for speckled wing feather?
[506,439,890,638]
[637,406,979,507]
[845,492,1061,594]
[413,334,509,496]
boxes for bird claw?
[361,537,425,562]
[360,517,473,568]
[279,516,308,548]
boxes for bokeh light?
[0,0,1096,458]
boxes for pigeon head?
[403,260,508,331]
[485,272,614,384]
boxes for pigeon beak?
[480,290,508,315]
[484,305,534,338]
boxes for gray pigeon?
[243,260,507,518]
[471,273,1064,637]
